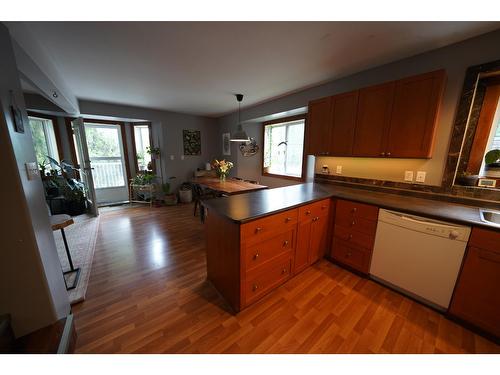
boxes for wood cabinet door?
[450,246,500,338]
[329,91,359,156]
[294,221,312,274]
[308,215,329,264]
[352,82,395,157]
[307,97,332,156]
[385,70,445,158]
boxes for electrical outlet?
[336,165,342,174]
[416,171,426,183]
[404,171,414,182]
[170,155,175,160]
[181,155,185,161]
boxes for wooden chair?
[50,214,80,290]
[192,184,217,223]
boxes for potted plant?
[39,160,47,176]
[211,159,234,181]
[146,146,161,159]
[179,182,193,203]
[484,149,500,178]
[62,182,87,216]
[456,171,479,186]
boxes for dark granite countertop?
[202,182,500,231]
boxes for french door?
[72,118,99,216]
[83,122,129,205]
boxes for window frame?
[261,114,307,181]
[27,111,64,163]
[131,122,154,173]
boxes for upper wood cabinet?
[307,97,332,156]
[352,82,395,157]
[386,70,445,158]
[306,69,446,159]
[329,91,359,156]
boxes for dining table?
[191,176,268,195]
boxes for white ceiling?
[8,22,500,117]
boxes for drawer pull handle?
[283,240,289,247]
[281,268,288,275]
[252,284,259,292]
[255,227,263,233]
[306,210,311,215]
[285,217,292,222]
[253,253,259,260]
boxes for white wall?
[216,29,500,187]
[0,24,70,338]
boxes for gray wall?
[216,29,500,187]
[0,24,69,338]
[78,100,218,190]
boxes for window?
[132,124,153,172]
[263,116,306,179]
[29,116,60,166]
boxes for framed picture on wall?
[222,132,231,156]
[183,130,201,155]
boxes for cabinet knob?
[253,253,259,260]
[346,251,352,258]
[351,221,355,226]
[283,240,289,247]
[285,217,292,222]
[281,268,288,275]
[255,227,263,233]
[306,210,311,215]
[321,205,327,209]
[380,152,385,157]
[348,234,353,240]
[386,152,391,157]
[252,284,259,292]
[351,207,357,213]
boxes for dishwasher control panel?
[378,209,471,242]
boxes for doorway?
[83,122,130,205]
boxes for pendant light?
[230,93,249,142]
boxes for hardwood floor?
[72,204,500,353]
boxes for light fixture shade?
[230,93,249,142]
[230,127,249,142]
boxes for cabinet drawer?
[298,199,331,222]
[468,228,500,252]
[331,238,371,273]
[335,214,377,236]
[244,230,294,272]
[244,254,292,306]
[334,225,375,250]
[336,199,378,221]
[241,208,298,245]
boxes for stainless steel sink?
[480,209,500,227]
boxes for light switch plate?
[404,171,414,182]
[416,171,426,183]
[181,155,185,161]
[25,162,39,180]
[336,165,342,174]
[170,155,175,160]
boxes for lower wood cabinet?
[330,199,379,274]
[449,228,500,338]
[206,199,332,312]
[294,199,331,274]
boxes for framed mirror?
[446,59,500,193]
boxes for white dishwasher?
[370,209,471,311]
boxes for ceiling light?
[230,94,249,142]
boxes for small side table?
[129,183,156,207]
[50,215,80,290]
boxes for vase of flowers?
[212,159,233,181]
